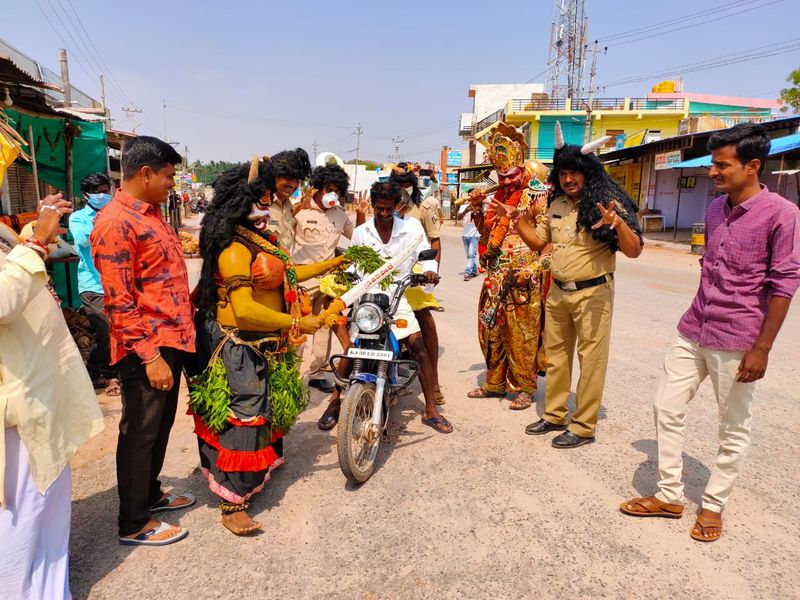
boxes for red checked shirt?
[90,190,195,364]
[678,185,800,351]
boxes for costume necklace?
[234,225,298,305]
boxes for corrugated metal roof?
[669,132,800,169]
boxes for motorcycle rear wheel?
[337,382,381,484]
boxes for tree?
[779,68,800,113]
[189,159,245,184]
[346,159,381,171]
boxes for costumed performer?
[191,156,347,535]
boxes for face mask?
[321,191,339,209]
[247,201,271,232]
[402,186,414,197]
[87,193,112,210]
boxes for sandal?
[619,496,684,518]
[422,415,454,434]
[467,387,505,399]
[509,392,533,410]
[690,509,722,542]
[317,404,340,431]
[149,491,196,513]
[118,521,188,546]
[104,378,121,396]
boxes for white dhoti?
[0,427,72,600]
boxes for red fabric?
[91,190,195,363]
[190,411,285,472]
[227,415,268,427]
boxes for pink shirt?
[678,185,800,350]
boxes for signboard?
[446,150,462,167]
[654,150,683,170]
[447,173,458,184]
[615,134,626,149]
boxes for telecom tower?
[545,0,588,100]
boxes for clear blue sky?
[5,0,798,164]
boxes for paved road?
[69,223,799,599]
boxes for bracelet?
[142,351,162,365]
[24,239,49,260]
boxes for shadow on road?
[629,439,710,504]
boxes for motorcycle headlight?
[354,303,383,333]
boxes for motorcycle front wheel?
[337,382,381,484]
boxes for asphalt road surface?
[69,223,799,599]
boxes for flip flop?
[422,415,454,434]
[619,496,684,518]
[690,509,723,542]
[434,387,446,406]
[104,378,121,397]
[149,491,196,513]
[466,387,506,399]
[119,522,189,546]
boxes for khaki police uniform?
[270,196,296,253]
[293,205,354,379]
[534,194,620,437]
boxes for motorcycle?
[329,248,439,484]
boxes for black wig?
[388,163,422,206]
[548,145,641,252]
[196,161,271,313]
[309,164,350,196]
[271,148,312,181]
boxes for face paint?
[247,200,271,232]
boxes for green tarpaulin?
[4,107,107,198]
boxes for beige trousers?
[298,286,334,380]
[654,334,755,513]
[543,280,614,437]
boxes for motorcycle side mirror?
[417,249,437,261]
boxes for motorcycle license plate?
[347,348,394,361]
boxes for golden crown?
[481,122,528,173]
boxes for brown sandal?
[467,387,505,399]
[509,392,532,410]
[434,387,446,406]
[620,496,684,518]
[690,509,722,542]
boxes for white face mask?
[321,191,339,209]
[402,186,414,197]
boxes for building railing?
[508,96,687,114]
[510,98,567,112]
[459,123,474,137]
[474,108,504,133]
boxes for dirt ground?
[68,223,799,599]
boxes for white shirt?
[350,216,437,285]
[0,243,104,507]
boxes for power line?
[600,38,800,88]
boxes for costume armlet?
[219,275,254,306]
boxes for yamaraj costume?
[190,154,315,515]
[472,122,550,397]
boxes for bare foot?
[121,519,184,543]
[222,510,262,536]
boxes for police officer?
[292,164,367,395]
[493,126,643,448]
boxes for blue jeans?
[463,235,479,276]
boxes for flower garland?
[483,186,525,262]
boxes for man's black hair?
[121,136,182,180]
[707,122,771,173]
[271,148,312,181]
[370,181,402,205]
[309,164,349,196]
[388,163,422,205]
[80,172,111,194]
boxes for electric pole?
[392,136,404,162]
[59,48,71,107]
[312,140,319,162]
[122,105,142,133]
[352,123,364,195]
[583,41,607,143]
[184,145,189,172]
[162,99,168,141]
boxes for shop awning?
[669,132,800,169]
